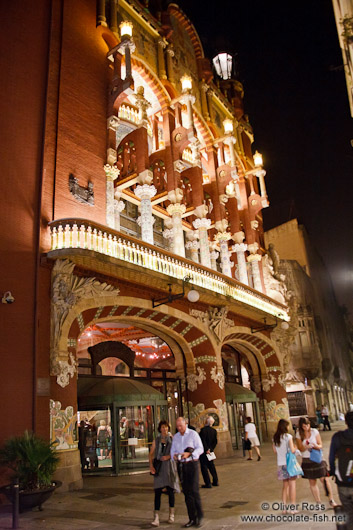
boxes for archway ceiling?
[77,321,172,362]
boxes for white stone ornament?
[187,366,206,392]
[210,365,225,390]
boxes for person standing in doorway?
[329,411,353,528]
[199,416,218,488]
[321,405,332,431]
[245,417,261,461]
[171,417,204,528]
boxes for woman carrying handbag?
[273,419,301,514]
[296,417,337,507]
[149,420,180,527]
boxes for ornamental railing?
[48,219,289,320]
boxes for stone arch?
[168,4,204,59]
[60,294,219,379]
[131,56,171,110]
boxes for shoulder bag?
[310,448,323,464]
[286,437,304,477]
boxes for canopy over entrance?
[78,376,166,407]
[225,382,258,403]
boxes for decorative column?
[97,0,107,26]
[232,231,248,285]
[256,168,267,198]
[200,82,210,121]
[193,217,211,268]
[104,164,120,228]
[157,39,167,80]
[166,203,186,257]
[117,22,135,80]
[180,75,195,130]
[186,231,200,263]
[210,249,219,271]
[114,196,125,231]
[224,135,237,168]
[214,220,232,277]
[247,242,262,292]
[166,46,175,85]
[109,0,118,33]
[135,184,157,244]
[215,232,233,277]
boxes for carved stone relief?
[190,306,234,342]
[51,259,120,387]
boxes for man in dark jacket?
[199,416,218,488]
[329,411,353,528]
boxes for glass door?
[115,405,155,472]
[78,408,113,472]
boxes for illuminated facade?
[1,0,290,490]
[332,0,353,117]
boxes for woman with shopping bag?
[273,419,302,513]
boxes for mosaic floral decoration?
[50,399,77,451]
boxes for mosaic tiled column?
[114,198,125,231]
[184,336,232,457]
[104,164,119,228]
[135,184,157,245]
[214,232,232,277]
[232,243,248,285]
[248,254,262,292]
[210,250,219,271]
[186,240,200,263]
[181,92,195,130]
[193,218,211,268]
[167,203,186,257]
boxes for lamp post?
[253,150,267,198]
[118,21,135,79]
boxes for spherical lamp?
[187,289,200,303]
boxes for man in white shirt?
[171,417,204,528]
[321,405,331,431]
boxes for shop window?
[287,391,307,416]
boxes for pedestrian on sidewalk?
[149,420,180,527]
[329,410,353,528]
[296,417,337,507]
[321,405,332,431]
[171,417,204,528]
[199,416,219,488]
[272,419,299,513]
[245,417,261,461]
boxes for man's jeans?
[338,486,353,529]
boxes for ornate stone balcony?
[48,218,289,321]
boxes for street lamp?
[253,150,263,168]
[213,53,233,80]
[181,74,192,93]
[223,118,234,134]
[119,20,133,38]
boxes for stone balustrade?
[48,219,288,321]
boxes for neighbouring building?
[265,219,353,424]
[1,0,292,490]
[332,0,353,117]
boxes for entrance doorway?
[78,377,167,475]
[225,383,261,450]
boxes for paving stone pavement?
[0,422,346,529]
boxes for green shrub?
[0,431,60,491]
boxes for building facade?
[265,219,353,424]
[332,0,353,117]
[1,0,291,490]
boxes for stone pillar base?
[53,449,83,491]
[215,430,233,458]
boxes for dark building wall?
[0,0,51,442]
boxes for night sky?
[177,0,353,315]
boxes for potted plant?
[0,431,61,512]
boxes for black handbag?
[153,458,162,476]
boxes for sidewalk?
[0,422,346,529]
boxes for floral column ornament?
[134,86,151,126]
[247,242,263,292]
[167,202,186,257]
[135,184,157,245]
[104,164,120,228]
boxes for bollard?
[334,504,348,530]
[12,478,19,529]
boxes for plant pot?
[3,481,62,513]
